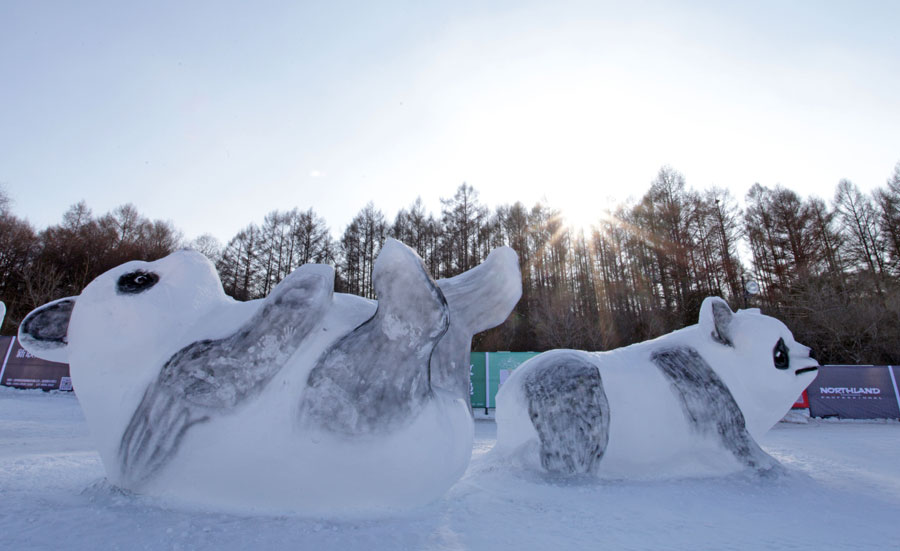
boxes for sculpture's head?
[696,296,819,438]
[19,250,227,371]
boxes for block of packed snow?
[18,239,521,513]
[495,297,819,478]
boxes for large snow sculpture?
[495,297,819,478]
[18,239,521,513]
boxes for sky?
[2,0,899,243]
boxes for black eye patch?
[773,337,790,369]
[117,270,160,295]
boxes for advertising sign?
[486,352,538,408]
[0,336,73,391]
[792,390,809,409]
[470,352,538,411]
[807,365,900,419]
[470,353,487,409]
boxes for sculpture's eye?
[117,270,159,295]
[773,337,790,369]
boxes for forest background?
[2,162,899,365]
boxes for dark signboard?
[0,336,73,391]
[807,365,900,419]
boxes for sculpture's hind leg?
[522,352,610,474]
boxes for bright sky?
[2,0,899,241]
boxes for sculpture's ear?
[18,296,77,363]
[699,296,733,347]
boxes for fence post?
[484,352,490,415]
[0,336,16,384]
[890,365,900,409]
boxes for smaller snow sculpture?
[495,297,819,478]
[18,239,521,513]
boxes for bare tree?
[440,183,488,275]
[338,203,386,298]
[0,183,10,216]
[874,162,900,274]
[0,209,37,333]
[187,234,224,263]
[834,179,887,291]
[217,224,262,300]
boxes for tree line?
[2,162,899,365]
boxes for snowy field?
[2,387,899,551]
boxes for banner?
[807,365,900,419]
[792,390,809,409]
[470,353,487,409]
[470,352,538,410]
[0,336,73,391]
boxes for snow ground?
[2,388,899,551]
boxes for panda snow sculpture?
[495,297,819,478]
[18,239,521,513]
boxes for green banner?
[469,352,539,410]
[469,353,487,408]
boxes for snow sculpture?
[0,301,5,329]
[18,239,521,513]
[495,297,819,478]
